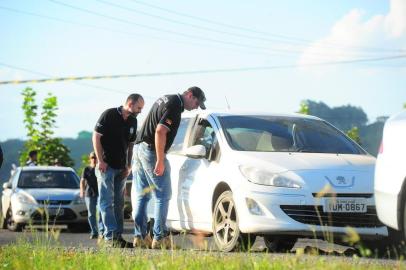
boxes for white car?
[375,110,406,238]
[133,111,387,252]
[1,166,88,231]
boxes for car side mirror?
[185,145,207,159]
[2,182,11,189]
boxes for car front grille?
[280,205,384,228]
[31,208,77,221]
[36,200,72,205]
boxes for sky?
[0,0,405,141]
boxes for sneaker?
[116,236,134,248]
[133,235,153,248]
[151,236,176,250]
[103,237,133,248]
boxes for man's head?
[182,86,206,111]
[89,151,97,166]
[28,150,38,161]
[125,93,144,116]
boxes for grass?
[0,238,405,270]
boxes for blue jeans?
[95,166,126,240]
[132,143,172,240]
[84,196,104,236]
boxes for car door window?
[168,118,192,154]
[191,120,219,161]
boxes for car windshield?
[218,115,365,154]
[17,170,80,189]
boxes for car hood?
[18,188,79,201]
[230,151,375,173]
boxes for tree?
[297,101,309,115]
[346,126,362,145]
[20,87,74,167]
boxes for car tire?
[264,236,296,253]
[212,190,256,252]
[0,211,7,229]
[5,208,23,232]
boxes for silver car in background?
[1,166,88,231]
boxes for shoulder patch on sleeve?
[165,119,173,126]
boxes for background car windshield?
[18,171,80,188]
[219,115,365,154]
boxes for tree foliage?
[297,101,309,115]
[346,126,362,145]
[19,87,74,167]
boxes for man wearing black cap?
[132,86,206,249]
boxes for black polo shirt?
[136,94,184,153]
[95,106,137,169]
[81,166,98,197]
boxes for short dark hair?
[126,93,143,104]
[28,150,38,158]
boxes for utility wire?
[47,0,380,58]
[0,5,288,59]
[96,0,387,55]
[127,0,405,53]
[1,54,405,85]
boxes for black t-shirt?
[136,94,184,153]
[0,144,3,169]
[95,106,137,169]
[81,166,98,197]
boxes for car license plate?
[47,208,64,216]
[323,198,367,213]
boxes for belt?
[142,141,155,150]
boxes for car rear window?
[18,170,80,189]
[218,115,365,154]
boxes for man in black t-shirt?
[132,86,206,249]
[0,144,3,169]
[93,93,144,248]
[80,152,104,239]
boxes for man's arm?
[79,178,86,198]
[154,125,169,176]
[92,132,107,172]
[123,142,135,178]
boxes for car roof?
[183,109,322,121]
[19,166,75,172]
[387,110,406,124]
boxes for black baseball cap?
[188,86,206,110]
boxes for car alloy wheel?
[212,190,255,252]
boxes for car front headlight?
[239,166,301,188]
[15,193,37,204]
[72,196,85,205]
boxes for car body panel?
[375,111,406,230]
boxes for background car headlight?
[239,166,301,188]
[72,196,85,205]
[15,193,37,204]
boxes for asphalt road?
[0,220,354,253]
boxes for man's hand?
[154,160,165,176]
[79,191,84,198]
[98,160,107,173]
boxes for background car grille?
[280,205,384,228]
[31,208,77,221]
[311,193,373,198]
[36,200,72,205]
